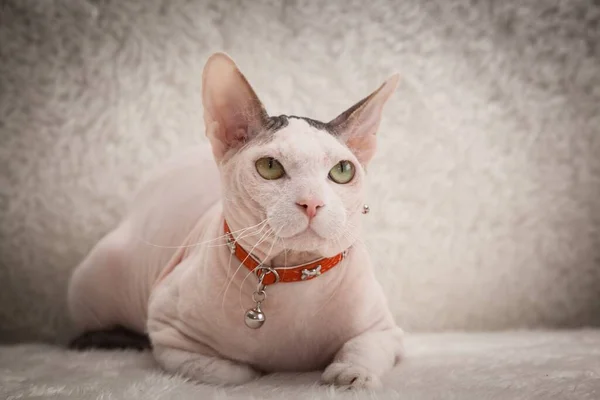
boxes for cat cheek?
[311,207,347,238]
[266,208,306,238]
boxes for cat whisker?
[217,222,271,290]
[136,219,268,250]
[219,226,274,312]
[200,219,269,292]
[237,226,282,313]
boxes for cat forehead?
[266,118,347,159]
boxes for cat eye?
[255,157,286,180]
[328,160,355,184]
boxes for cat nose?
[296,198,325,219]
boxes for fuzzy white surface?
[1,0,600,343]
[1,331,599,400]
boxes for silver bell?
[244,304,266,329]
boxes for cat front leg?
[152,343,261,385]
[148,286,262,384]
[322,327,403,389]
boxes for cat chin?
[274,228,348,254]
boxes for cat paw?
[322,362,381,389]
[153,345,262,385]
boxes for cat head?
[202,53,398,256]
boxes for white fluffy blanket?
[1,331,599,399]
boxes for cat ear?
[202,53,269,161]
[328,74,399,165]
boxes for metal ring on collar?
[254,265,280,284]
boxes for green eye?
[329,160,356,184]
[255,157,285,180]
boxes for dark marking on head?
[265,114,335,135]
[286,115,331,132]
[265,115,289,131]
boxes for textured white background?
[1,0,599,343]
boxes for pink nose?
[296,198,324,219]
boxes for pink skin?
[68,53,403,389]
[296,198,324,219]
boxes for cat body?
[68,53,403,388]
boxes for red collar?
[224,220,347,285]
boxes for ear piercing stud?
[362,204,370,214]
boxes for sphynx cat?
[68,53,403,389]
